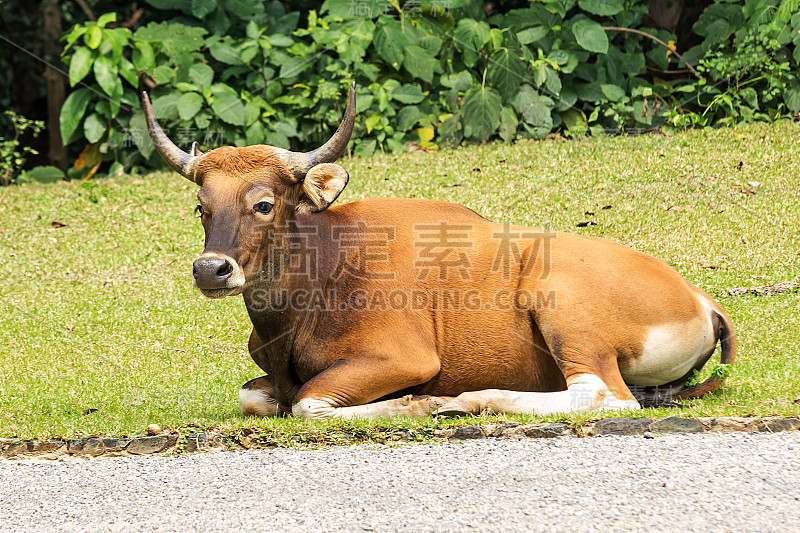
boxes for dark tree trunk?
[42,0,68,173]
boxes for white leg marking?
[239,387,279,417]
[622,296,717,386]
[440,374,641,416]
[293,395,446,420]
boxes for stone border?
[435,416,800,440]
[1,417,798,460]
[0,433,224,460]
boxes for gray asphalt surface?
[1,431,799,532]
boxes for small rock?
[451,425,485,440]
[146,424,162,436]
[3,440,65,458]
[589,417,653,437]
[522,423,570,438]
[650,417,704,434]
[756,418,800,433]
[127,434,177,455]
[699,417,760,433]
[491,422,520,438]
[643,431,655,439]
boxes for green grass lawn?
[1,122,799,441]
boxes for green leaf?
[24,165,65,183]
[153,65,176,84]
[488,48,526,100]
[511,85,553,138]
[178,92,204,121]
[135,22,207,62]
[59,88,92,142]
[391,84,425,104]
[97,12,117,28]
[84,113,106,143]
[246,121,265,145]
[119,59,138,87]
[93,56,117,97]
[85,26,103,49]
[269,34,294,47]
[544,66,561,96]
[397,106,424,131]
[785,87,800,112]
[189,63,214,87]
[132,40,155,71]
[441,72,473,91]
[461,86,502,142]
[278,56,308,80]
[246,20,260,40]
[264,129,290,149]
[572,19,609,54]
[578,0,623,16]
[239,43,258,64]
[104,28,124,64]
[192,0,217,18]
[209,40,243,65]
[560,108,586,131]
[175,82,200,92]
[211,92,246,125]
[68,47,94,87]
[244,102,260,126]
[498,106,518,142]
[374,19,404,70]
[403,45,439,83]
[600,84,625,102]
[63,26,87,53]
[740,88,758,109]
[517,26,549,45]
[151,92,181,119]
[454,19,491,67]
[555,87,577,111]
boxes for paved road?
[1,431,799,532]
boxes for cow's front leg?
[292,356,444,419]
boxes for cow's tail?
[673,308,737,400]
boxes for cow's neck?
[242,211,336,400]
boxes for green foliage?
[685,364,734,389]
[667,0,800,128]
[0,112,50,185]
[57,0,800,175]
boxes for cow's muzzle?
[192,252,245,298]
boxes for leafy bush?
[58,0,800,176]
[667,0,800,127]
[0,112,46,185]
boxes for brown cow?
[141,83,735,419]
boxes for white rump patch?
[622,296,717,386]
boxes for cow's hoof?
[239,376,279,417]
[436,399,475,417]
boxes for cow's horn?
[140,90,199,182]
[292,82,356,176]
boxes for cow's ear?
[297,163,349,214]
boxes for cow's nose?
[193,256,234,289]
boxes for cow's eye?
[194,204,204,218]
[254,201,273,214]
